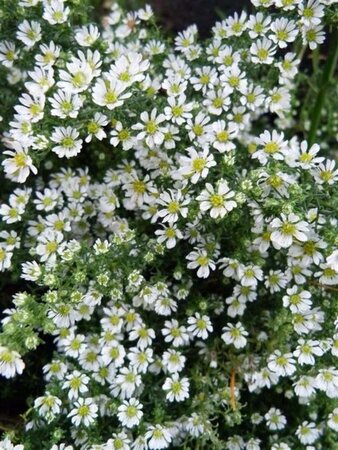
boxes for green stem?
[308,30,338,145]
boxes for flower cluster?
[0,0,337,449]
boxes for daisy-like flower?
[117,397,143,428]
[2,145,37,183]
[58,59,94,93]
[162,349,186,373]
[211,120,238,153]
[68,397,98,427]
[16,20,42,48]
[75,24,100,47]
[296,421,320,445]
[293,375,317,397]
[267,350,296,377]
[163,373,190,402]
[49,90,83,119]
[312,159,338,185]
[203,86,232,115]
[14,93,45,123]
[145,424,172,450]
[187,312,213,339]
[186,249,216,278]
[270,18,298,48]
[302,24,325,50]
[92,77,131,110]
[156,190,189,223]
[132,108,167,147]
[247,12,272,38]
[282,286,312,313]
[0,41,19,68]
[221,322,248,349]
[328,408,338,432]
[34,393,62,422]
[250,37,276,64]
[51,126,83,158]
[0,346,25,378]
[164,93,193,125]
[43,0,70,24]
[35,230,66,263]
[293,338,324,365]
[299,0,324,26]
[162,319,190,347]
[62,371,89,400]
[85,113,108,143]
[178,146,216,184]
[110,52,149,86]
[155,223,183,249]
[197,181,237,219]
[253,130,288,165]
[294,141,324,169]
[35,41,60,68]
[110,121,134,150]
[265,408,287,430]
[270,213,309,249]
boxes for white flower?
[58,59,94,93]
[161,319,190,347]
[14,93,45,123]
[51,126,83,158]
[296,421,320,445]
[293,375,317,397]
[162,349,186,373]
[250,37,276,64]
[34,393,62,422]
[211,120,238,153]
[117,397,143,428]
[221,322,248,348]
[253,130,288,165]
[110,52,149,86]
[186,249,216,278]
[132,108,167,147]
[187,313,213,339]
[293,339,323,365]
[270,18,298,48]
[270,213,309,249]
[265,408,287,430]
[283,286,312,313]
[163,373,190,402]
[178,146,216,184]
[302,24,325,49]
[164,93,193,125]
[327,407,338,431]
[86,113,108,142]
[43,0,70,24]
[35,41,60,68]
[62,371,89,400]
[16,20,41,48]
[0,346,25,378]
[68,397,98,427]
[315,368,338,398]
[2,145,37,183]
[197,181,237,219]
[36,230,66,263]
[49,90,83,119]
[155,223,183,249]
[21,261,41,281]
[92,77,131,110]
[267,350,296,377]
[145,424,172,450]
[156,190,189,223]
[0,41,19,68]
[75,24,100,47]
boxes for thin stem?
[308,30,338,145]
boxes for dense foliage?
[0,0,338,449]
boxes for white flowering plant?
[0,0,338,449]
